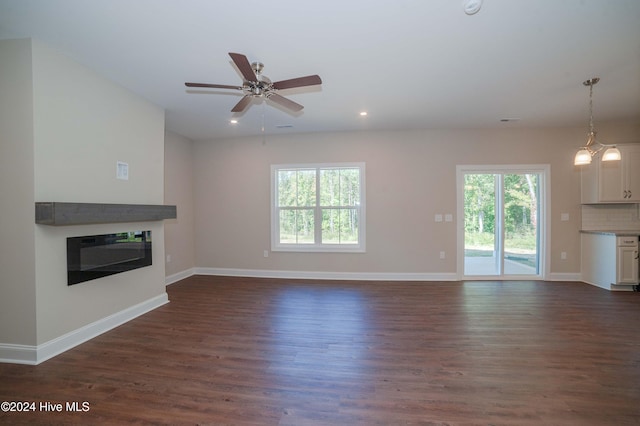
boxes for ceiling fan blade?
[231,95,253,113]
[272,75,322,90]
[268,93,304,112]
[229,52,257,82]
[185,82,242,90]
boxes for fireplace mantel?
[35,202,176,226]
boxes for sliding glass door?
[458,166,547,278]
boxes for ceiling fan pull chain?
[261,103,266,145]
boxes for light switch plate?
[445,214,453,222]
[560,213,569,221]
[435,214,443,222]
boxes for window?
[271,163,365,252]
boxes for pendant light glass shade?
[574,149,593,165]
[602,146,621,161]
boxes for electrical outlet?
[263,250,269,258]
[440,251,445,259]
[166,254,171,263]
[561,251,567,260]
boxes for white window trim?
[271,162,366,253]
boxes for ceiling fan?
[185,52,322,113]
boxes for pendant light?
[574,77,621,165]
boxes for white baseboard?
[581,279,635,291]
[194,267,458,282]
[0,343,37,365]
[0,292,169,365]
[166,267,585,285]
[165,268,196,285]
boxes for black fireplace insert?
[67,231,152,285]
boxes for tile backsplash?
[581,204,640,230]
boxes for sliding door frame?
[456,164,551,280]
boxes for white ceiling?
[1,0,639,141]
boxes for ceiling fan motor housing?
[246,80,272,97]
[246,61,273,97]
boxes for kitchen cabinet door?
[583,144,640,203]
[617,246,639,284]
[599,145,640,202]
[598,154,623,201]
[624,145,640,202]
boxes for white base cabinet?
[581,233,639,290]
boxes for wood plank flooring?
[1,276,640,425]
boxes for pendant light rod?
[574,77,621,166]
[584,77,599,141]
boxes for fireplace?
[67,231,152,285]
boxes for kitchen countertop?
[580,230,640,236]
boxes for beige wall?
[0,39,37,346]
[187,122,640,278]
[0,39,167,352]
[30,39,167,344]
[164,131,195,278]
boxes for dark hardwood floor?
[1,276,640,425]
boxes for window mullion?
[315,168,322,245]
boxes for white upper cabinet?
[581,144,640,204]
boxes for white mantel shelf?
[35,202,177,226]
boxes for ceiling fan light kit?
[185,52,322,114]
[573,77,621,166]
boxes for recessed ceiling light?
[229,119,238,124]
[359,111,368,116]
